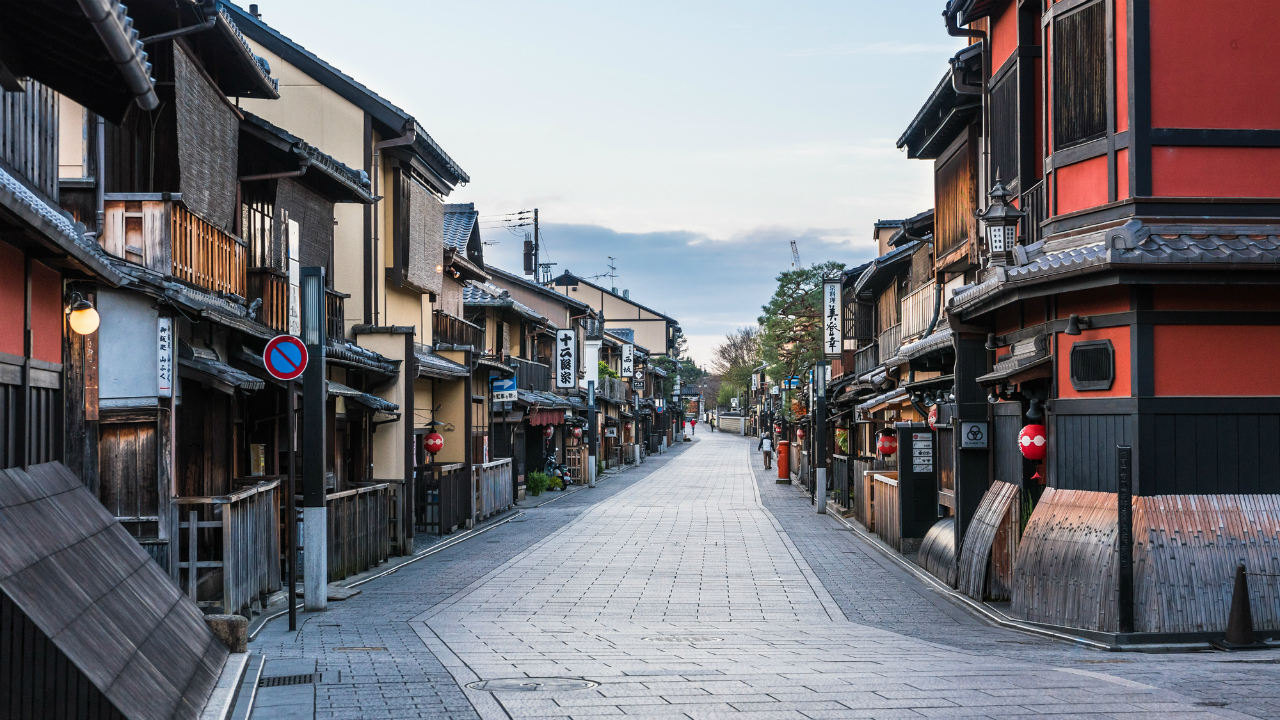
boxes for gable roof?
[464,280,548,324]
[550,271,679,325]
[240,112,374,203]
[486,265,591,313]
[0,462,227,720]
[442,203,478,251]
[896,45,982,160]
[221,2,468,188]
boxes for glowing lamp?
[1018,424,1047,460]
[67,293,100,335]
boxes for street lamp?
[66,292,100,335]
[976,176,1025,267]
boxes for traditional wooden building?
[887,0,1280,641]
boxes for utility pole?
[607,256,617,293]
[533,208,539,282]
[300,267,327,611]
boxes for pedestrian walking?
[761,433,773,469]
[690,418,697,435]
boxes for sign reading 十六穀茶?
[555,329,576,389]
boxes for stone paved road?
[252,432,1280,719]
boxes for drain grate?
[259,674,316,687]
[644,636,723,643]
[467,678,599,692]
[333,647,386,652]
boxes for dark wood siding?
[1149,413,1280,495]
[934,134,975,261]
[0,80,59,198]
[103,42,179,196]
[98,421,160,541]
[1052,1,1107,149]
[990,68,1019,188]
[1049,413,1131,492]
[1,592,125,720]
[993,403,1025,487]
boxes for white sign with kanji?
[621,343,634,377]
[823,279,841,359]
[555,329,577,389]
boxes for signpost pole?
[300,267,327,612]
[814,362,827,512]
[587,380,597,488]
[287,379,297,631]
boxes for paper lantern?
[572,427,582,439]
[876,431,898,456]
[1018,424,1047,460]
[543,425,555,439]
[796,428,805,440]
[927,405,939,430]
[424,432,444,455]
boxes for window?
[1053,1,1107,149]
[1069,339,1114,391]
[990,69,1019,188]
[934,135,975,260]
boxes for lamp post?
[300,267,327,612]
[813,361,827,512]
[976,176,1026,268]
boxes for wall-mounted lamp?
[67,292,100,335]
[1064,314,1091,335]
[985,333,999,351]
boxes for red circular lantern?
[1018,424,1047,460]
[773,424,781,434]
[928,405,939,430]
[424,432,444,455]
[796,428,805,440]
[543,425,555,439]
[876,431,898,456]
[572,426,582,439]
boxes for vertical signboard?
[621,343,634,377]
[157,317,173,398]
[823,279,841,359]
[1117,445,1134,633]
[555,329,577,389]
[287,219,301,337]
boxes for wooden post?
[1117,445,1134,635]
[187,510,198,599]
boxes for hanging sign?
[287,219,301,337]
[620,343,634,377]
[157,317,174,397]
[492,376,517,403]
[264,334,309,381]
[823,279,842,359]
[605,426,617,438]
[555,329,576,389]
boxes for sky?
[247,1,964,365]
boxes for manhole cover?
[467,678,599,692]
[259,674,316,687]
[643,636,723,643]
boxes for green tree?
[757,261,844,386]
[598,360,619,379]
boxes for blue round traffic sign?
[264,335,308,381]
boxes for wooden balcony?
[878,324,902,364]
[247,268,288,333]
[326,289,347,343]
[102,196,247,297]
[900,281,937,341]
[1021,179,1046,245]
[854,343,879,377]
[433,310,485,349]
[512,356,551,392]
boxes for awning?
[328,341,399,376]
[516,389,572,409]
[976,335,1052,386]
[179,356,264,394]
[528,409,565,426]
[416,349,469,379]
[475,355,515,377]
[900,328,954,361]
[857,387,909,415]
[327,381,396,415]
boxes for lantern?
[572,426,582,439]
[424,432,444,455]
[1018,424,1047,460]
[796,427,805,440]
[927,404,939,430]
[543,425,555,439]
[876,429,898,456]
[66,293,100,335]
[976,176,1025,267]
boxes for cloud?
[482,222,880,367]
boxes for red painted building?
[895,0,1280,642]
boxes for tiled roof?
[442,203,478,250]
[0,166,121,283]
[415,349,470,379]
[464,281,547,323]
[517,389,572,409]
[899,328,953,361]
[327,380,399,413]
[241,112,373,201]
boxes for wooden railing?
[173,480,281,616]
[877,324,902,364]
[872,472,901,551]
[473,458,514,519]
[1021,179,1047,245]
[512,356,552,392]
[434,310,485,348]
[102,196,247,298]
[326,483,391,582]
[854,343,879,377]
[247,268,289,333]
[852,459,873,527]
[326,289,347,343]
[900,281,936,341]
[171,203,247,297]
[566,445,589,484]
[416,462,469,535]
[832,455,852,513]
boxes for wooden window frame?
[1069,338,1114,391]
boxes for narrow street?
[252,433,1280,720]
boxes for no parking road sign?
[264,335,309,381]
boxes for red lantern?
[1018,424,1047,460]
[927,405,939,430]
[876,431,898,456]
[572,426,582,439]
[796,428,805,440]
[424,432,444,455]
[773,424,781,434]
[543,425,555,439]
